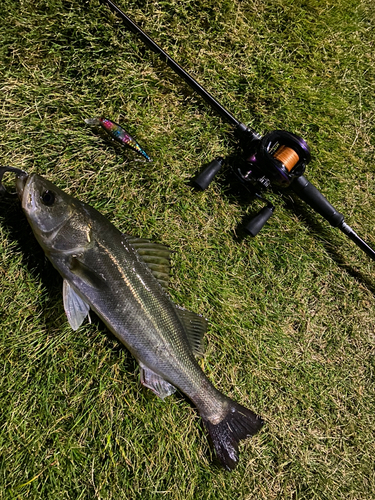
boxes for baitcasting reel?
[194,129,311,236]
[100,0,375,262]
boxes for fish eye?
[41,190,56,206]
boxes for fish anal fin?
[139,362,176,400]
[63,280,90,331]
[175,307,208,357]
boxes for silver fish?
[15,172,263,470]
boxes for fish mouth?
[0,166,28,198]
[16,172,30,203]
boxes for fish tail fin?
[202,400,263,471]
[84,117,101,126]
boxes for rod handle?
[292,175,344,227]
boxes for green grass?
[1,0,375,498]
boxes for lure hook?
[0,166,28,197]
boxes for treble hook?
[0,166,28,197]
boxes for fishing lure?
[0,166,27,196]
[85,117,152,162]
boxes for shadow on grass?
[284,195,375,294]
[190,161,375,292]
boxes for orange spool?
[273,145,299,172]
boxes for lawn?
[1,0,375,498]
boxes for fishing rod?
[99,0,375,262]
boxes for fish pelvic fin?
[63,279,91,331]
[202,401,264,471]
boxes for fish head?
[17,173,93,254]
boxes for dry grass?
[1,0,375,498]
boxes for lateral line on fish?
[95,239,163,331]
[97,238,176,338]
[96,239,141,300]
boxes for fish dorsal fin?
[139,362,176,399]
[63,279,91,331]
[125,235,172,290]
[175,307,207,357]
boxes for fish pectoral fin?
[175,307,208,357]
[124,235,172,291]
[139,362,176,400]
[63,280,90,331]
[68,255,107,289]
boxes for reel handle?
[245,204,275,237]
[192,157,224,190]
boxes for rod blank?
[101,0,241,127]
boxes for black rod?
[100,0,242,128]
[339,222,375,262]
[99,0,375,264]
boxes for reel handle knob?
[244,204,275,237]
[192,157,224,190]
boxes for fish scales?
[55,214,221,415]
[14,172,263,470]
